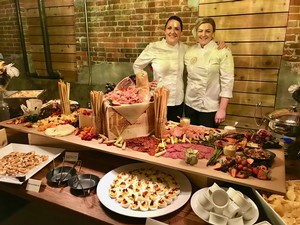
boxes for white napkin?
[20,99,43,116]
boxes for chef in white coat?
[185,17,234,128]
[133,15,187,122]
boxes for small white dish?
[208,182,222,195]
[224,125,237,133]
[198,190,214,211]
[228,215,244,225]
[223,201,240,218]
[209,211,228,225]
[227,187,238,200]
[232,192,252,212]
[244,203,257,221]
[211,189,229,214]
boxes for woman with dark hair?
[185,17,234,128]
[133,15,186,122]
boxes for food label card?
[145,218,168,225]
[64,152,79,162]
[26,179,42,192]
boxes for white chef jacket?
[185,40,234,112]
[133,39,188,106]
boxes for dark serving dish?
[46,166,77,186]
[243,147,276,167]
[68,174,100,196]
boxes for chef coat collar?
[197,40,216,49]
[162,38,180,48]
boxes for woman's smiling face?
[164,19,182,46]
[196,23,215,47]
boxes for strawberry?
[74,128,81,136]
[257,169,271,180]
[246,158,254,165]
[214,162,222,170]
[236,170,249,179]
[252,167,259,177]
[229,167,237,178]
[258,165,268,171]
[23,122,32,128]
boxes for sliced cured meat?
[163,124,211,140]
[115,76,135,90]
[125,136,160,155]
[164,143,214,160]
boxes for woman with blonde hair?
[184,17,234,128]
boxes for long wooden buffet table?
[0,121,286,194]
[1,121,299,225]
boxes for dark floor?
[0,191,103,225]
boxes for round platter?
[96,162,192,218]
[191,187,259,225]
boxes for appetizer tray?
[0,143,64,184]
[97,162,192,218]
[252,189,286,225]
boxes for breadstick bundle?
[153,87,169,138]
[58,80,71,115]
[90,90,104,135]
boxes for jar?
[185,148,199,165]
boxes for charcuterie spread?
[5,77,282,183]
[2,77,285,190]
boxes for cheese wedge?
[45,124,76,137]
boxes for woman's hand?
[217,41,227,50]
[215,108,226,124]
[150,80,158,89]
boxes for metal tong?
[57,159,82,186]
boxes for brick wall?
[75,0,198,67]
[0,0,299,74]
[284,0,300,73]
[0,0,21,61]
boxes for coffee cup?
[228,216,244,225]
[211,189,229,214]
[208,182,222,195]
[198,190,214,211]
[227,187,238,200]
[243,203,256,220]
[209,211,228,225]
[232,192,252,212]
[222,201,240,218]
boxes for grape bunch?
[105,82,116,94]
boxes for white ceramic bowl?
[209,211,228,225]
[211,189,229,214]
[223,201,240,218]
[198,190,214,211]
[227,187,238,200]
[243,202,257,221]
[232,192,252,212]
[208,182,222,195]
[228,216,244,225]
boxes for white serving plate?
[0,143,64,184]
[252,189,286,225]
[191,187,259,225]
[97,162,192,218]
